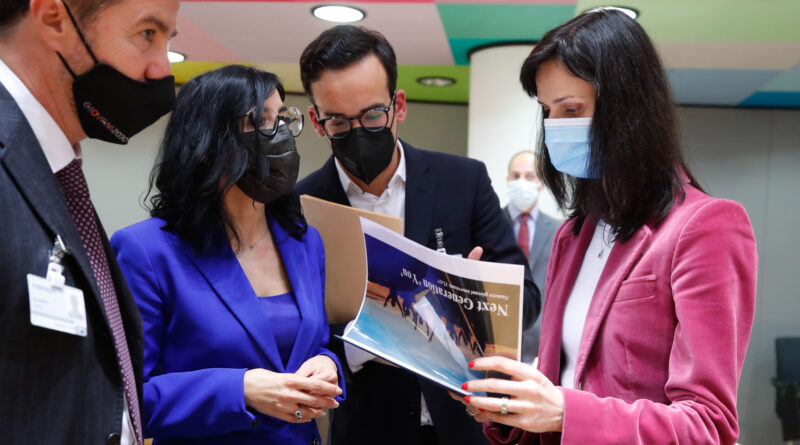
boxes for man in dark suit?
[0,0,178,443]
[296,25,540,445]
[502,151,560,364]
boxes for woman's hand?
[461,356,565,433]
[243,368,341,423]
[296,355,339,387]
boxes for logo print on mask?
[82,102,128,143]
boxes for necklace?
[247,230,269,250]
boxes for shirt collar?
[334,140,406,198]
[507,203,539,223]
[0,58,78,173]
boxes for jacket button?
[312,439,320,445]
[251,418,260,428]
[105,433,121,445]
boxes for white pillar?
[467,45,563,220]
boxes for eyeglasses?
[245,106,304,137]
[316,92,396,139]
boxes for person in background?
[460,10,757,445]
[295,25,539,445]
[110,65,344,445]
[502,151,560,364]
[0,0,178,443]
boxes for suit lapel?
[269,218,319,371]
[0,87,111,335]
[538,218,595,384]
[311,157,350,206]
[402,143,436,244]
[572,224,652,384]
[531,214,553,267]
[183,239,285,371]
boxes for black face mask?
[237,125,300,204]
[331,127,396,185]
[57,3,175,144]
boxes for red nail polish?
[461,382,468,390]
[468,360,475,368]
[479,409,485,413]
[464,395,471,403]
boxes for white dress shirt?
[336,142,435,424]
[507,205,539,256]
[560,220,615,389]
[0,58,135,445]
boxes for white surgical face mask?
[507,179,540,212]
[543,117,597,178]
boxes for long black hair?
[147,64,307,253]
[520,9,702,242]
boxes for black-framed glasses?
[245,106,304,137]
[316,91,396,139]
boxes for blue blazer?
[110,217,344,445]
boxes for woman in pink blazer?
[459,9,757,445]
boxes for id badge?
[27,273,88,337]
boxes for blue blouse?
[258,292,301,365]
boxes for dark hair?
[520,9,702,242]
[300,25,397,102]
[147,64,307,253]
[0,0,120,35]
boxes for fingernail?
[468,360,475,368]
[464,395,471,403]
[479,409,485,413]
[461,382,468,390]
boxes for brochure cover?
[340,218,524,396]
[300,194,404,324]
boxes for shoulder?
[405,143,485,172]
[296,157,336,195]
[664,185,751,230]
[110,217,174,253]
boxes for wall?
[83,97,799,444]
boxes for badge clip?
[434,228,447,254]
[45,235,69,289]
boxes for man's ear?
[308,105,328,139]
[30,0,73,53]
[393,89,408,123]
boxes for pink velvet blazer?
[485,181,757,445]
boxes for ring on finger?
[465,406,475,417]
[294,408,303,420]
[500,396,509,415]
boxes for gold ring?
[500,397,509,415]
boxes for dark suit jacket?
[295,141,540,445]
[110,217,344,445]
[503,207,560,363]
[0,84,143,442]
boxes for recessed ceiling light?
[168,51,185,63]
[312,5,365,23]
[585,6,639,19]
[417,76,456,87]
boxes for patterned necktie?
[518,213,531,258]
[55,159,142,445]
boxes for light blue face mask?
[543,117,597,178]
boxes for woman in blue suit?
[111,65,344,444]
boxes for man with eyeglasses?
[296,25,539,445]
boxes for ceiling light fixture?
[417,76,456,87]
[168,51,186,63]
[584,6,639,19]
[312,5,365,23]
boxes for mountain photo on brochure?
[341,218,524,396]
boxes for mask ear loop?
[55,0,100,76]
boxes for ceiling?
[169,0,800,108]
